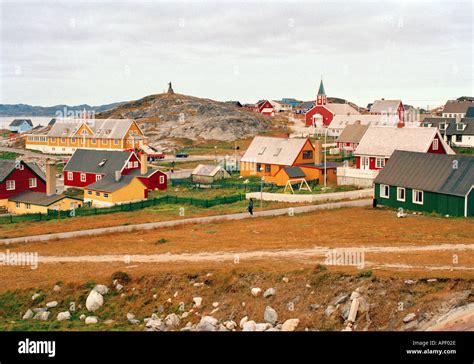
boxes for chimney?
[45,159,56,197]
[397,120,405,128]
[140,153,148,175]
[115,170,121,182]
[314,140,323,164]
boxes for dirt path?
[35,243,474,271]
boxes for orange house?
[240,136,339,186]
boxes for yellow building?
[8,191,83,215]
[25,118,147,154]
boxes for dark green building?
[374,151,474,217]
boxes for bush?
[155,238,168,245]
[111,271,131,284]
[357,270,373,278]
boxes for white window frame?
[133,161,138,168]
[67,171,73,180]
[380,184,390,198]
[159,175,165,184]
[15,202,20,208]
[96,175,102,181]
[375,158,385,169]
[80,173,86,182]
[412,189,424,205]
[397,187,405,202]
[432,139,438,151]
[128,162,133,168]
[29,178,37,188]
[6,180,15,191]
[25,203,31,209]
[104,193,109,198]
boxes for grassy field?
[0,151,20,160]
[453,146,474,155]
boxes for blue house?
[8,119,33,133]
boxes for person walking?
[248,198,254,216]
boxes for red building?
[304,80,359,127]
[256,100,274,116]
[64,149,167,191]
[0,160,46,200]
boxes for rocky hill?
[0,102,125,117]
[97,93,274,143]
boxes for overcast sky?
[0,0,472,108]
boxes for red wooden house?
[256,100,274,116]
[304,80,359,127]
[0,160,46,201]
[64,149,167,191]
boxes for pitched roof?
[0,160,46,182]
[336,122,370,144]
[283,166,305,178]
[324,103,359,116]
[191,164,230,177]
[422,117,474,136]
[355,126,454,157]
[317,80,326,96]
[328,114,386,130]
[64,149,134,174]
[466,107,474,118]
[374,150,474,197]
[370,100,402,114]
[9,119,33,127]
[241,136,310,166]
[443,100,474,114]
[47,118,139,139]
[86,168,156,192]
[9,191,81,206]
[295,101,314,111]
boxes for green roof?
[317,79,326,96]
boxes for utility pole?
[324,128,328,189]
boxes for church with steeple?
[304,79,359,127]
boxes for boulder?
[115,284,123,292]
[34,311,50,321]
[57,311,71,321]
[31,293,40,301]
[79,314,86,320]
[325,305,336,317]
[86,290,104,312]
[46,301,58,308]
[126,312,135,320]
[146,317,165,331]
[255,323,270,331]
[282,277,289,283]
[251,287,261,297]
[309,304,320,311]
[242,320,257,331]
[22,309,34,320]
[263,288,276,298]
[239,316,249,328]
[193,297,202,308]
[129,319,141,325]
[196,316,218,331]
[403,313,416,323]
[335,294,349,305]
[224,320,237,330]
[264,306,278,325]
[93,284,109,295]
[85,316,98,324]
[53,285,61,292]
[281,319,299,332]
[212,302,219,308]
[165,313,181,328]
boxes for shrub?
[111,271,131,284]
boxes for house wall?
[137,170,167,190]
[305,106,333,127]
[427,134,447,154]
[374,184,466,217]
[84,178,146,206]
[0,165,46,199]
[7,197,82,215]
[293,140,316,164]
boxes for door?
[361,157,369,170]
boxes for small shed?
[191,164,231,184]
[9,119,33,133]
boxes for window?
[114,139,119,145]
[375,158,385,169]
[265,164,271,173]
[380,184,389,198]
[302,150,313,159]
[61,137,66,143]
[71,138,76,143]
[456,135,462,142]
[15,202,20,208]
[439,123,446,131]
[456,123,465,131]
[159,175,165,184]
[258,147,266,155]
[128,162,133,168]
[397,187,405,202]
[133,161,138,168]
[25,203,31,210]
[67,172,73,180]
[96,175,102,181]
[29,178,37,188]
[412,189,423,205]
[432,139,438,150]
[82,129,88,135]
[87,190,92,195]
[51,137,56,142]
[95,192,100,196]
[256,163,262,172]
[91,138,96,144]
[80,173,86,182]
[6,180,15,191]
[102,139,107,145]
[104,193,109,198]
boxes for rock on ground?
[86,290,104,312]
[281,319,300,332]
[263,288,276,298]
[85,316,98,324]
[93,284,109,295]
[57,311,71,321]
[264,306,278,325]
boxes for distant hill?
[97,93,273,142]
[0,102,126,117]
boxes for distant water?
[0,116,53,130]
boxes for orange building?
[240,136,339,186]
[25,118,147,154]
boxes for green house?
[374,151,474,217]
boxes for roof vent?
[98,159,107,167]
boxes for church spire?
[316,78,327,106]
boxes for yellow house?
[25,118,147,154]
[8,191,83,215]
[84,172,148,207]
